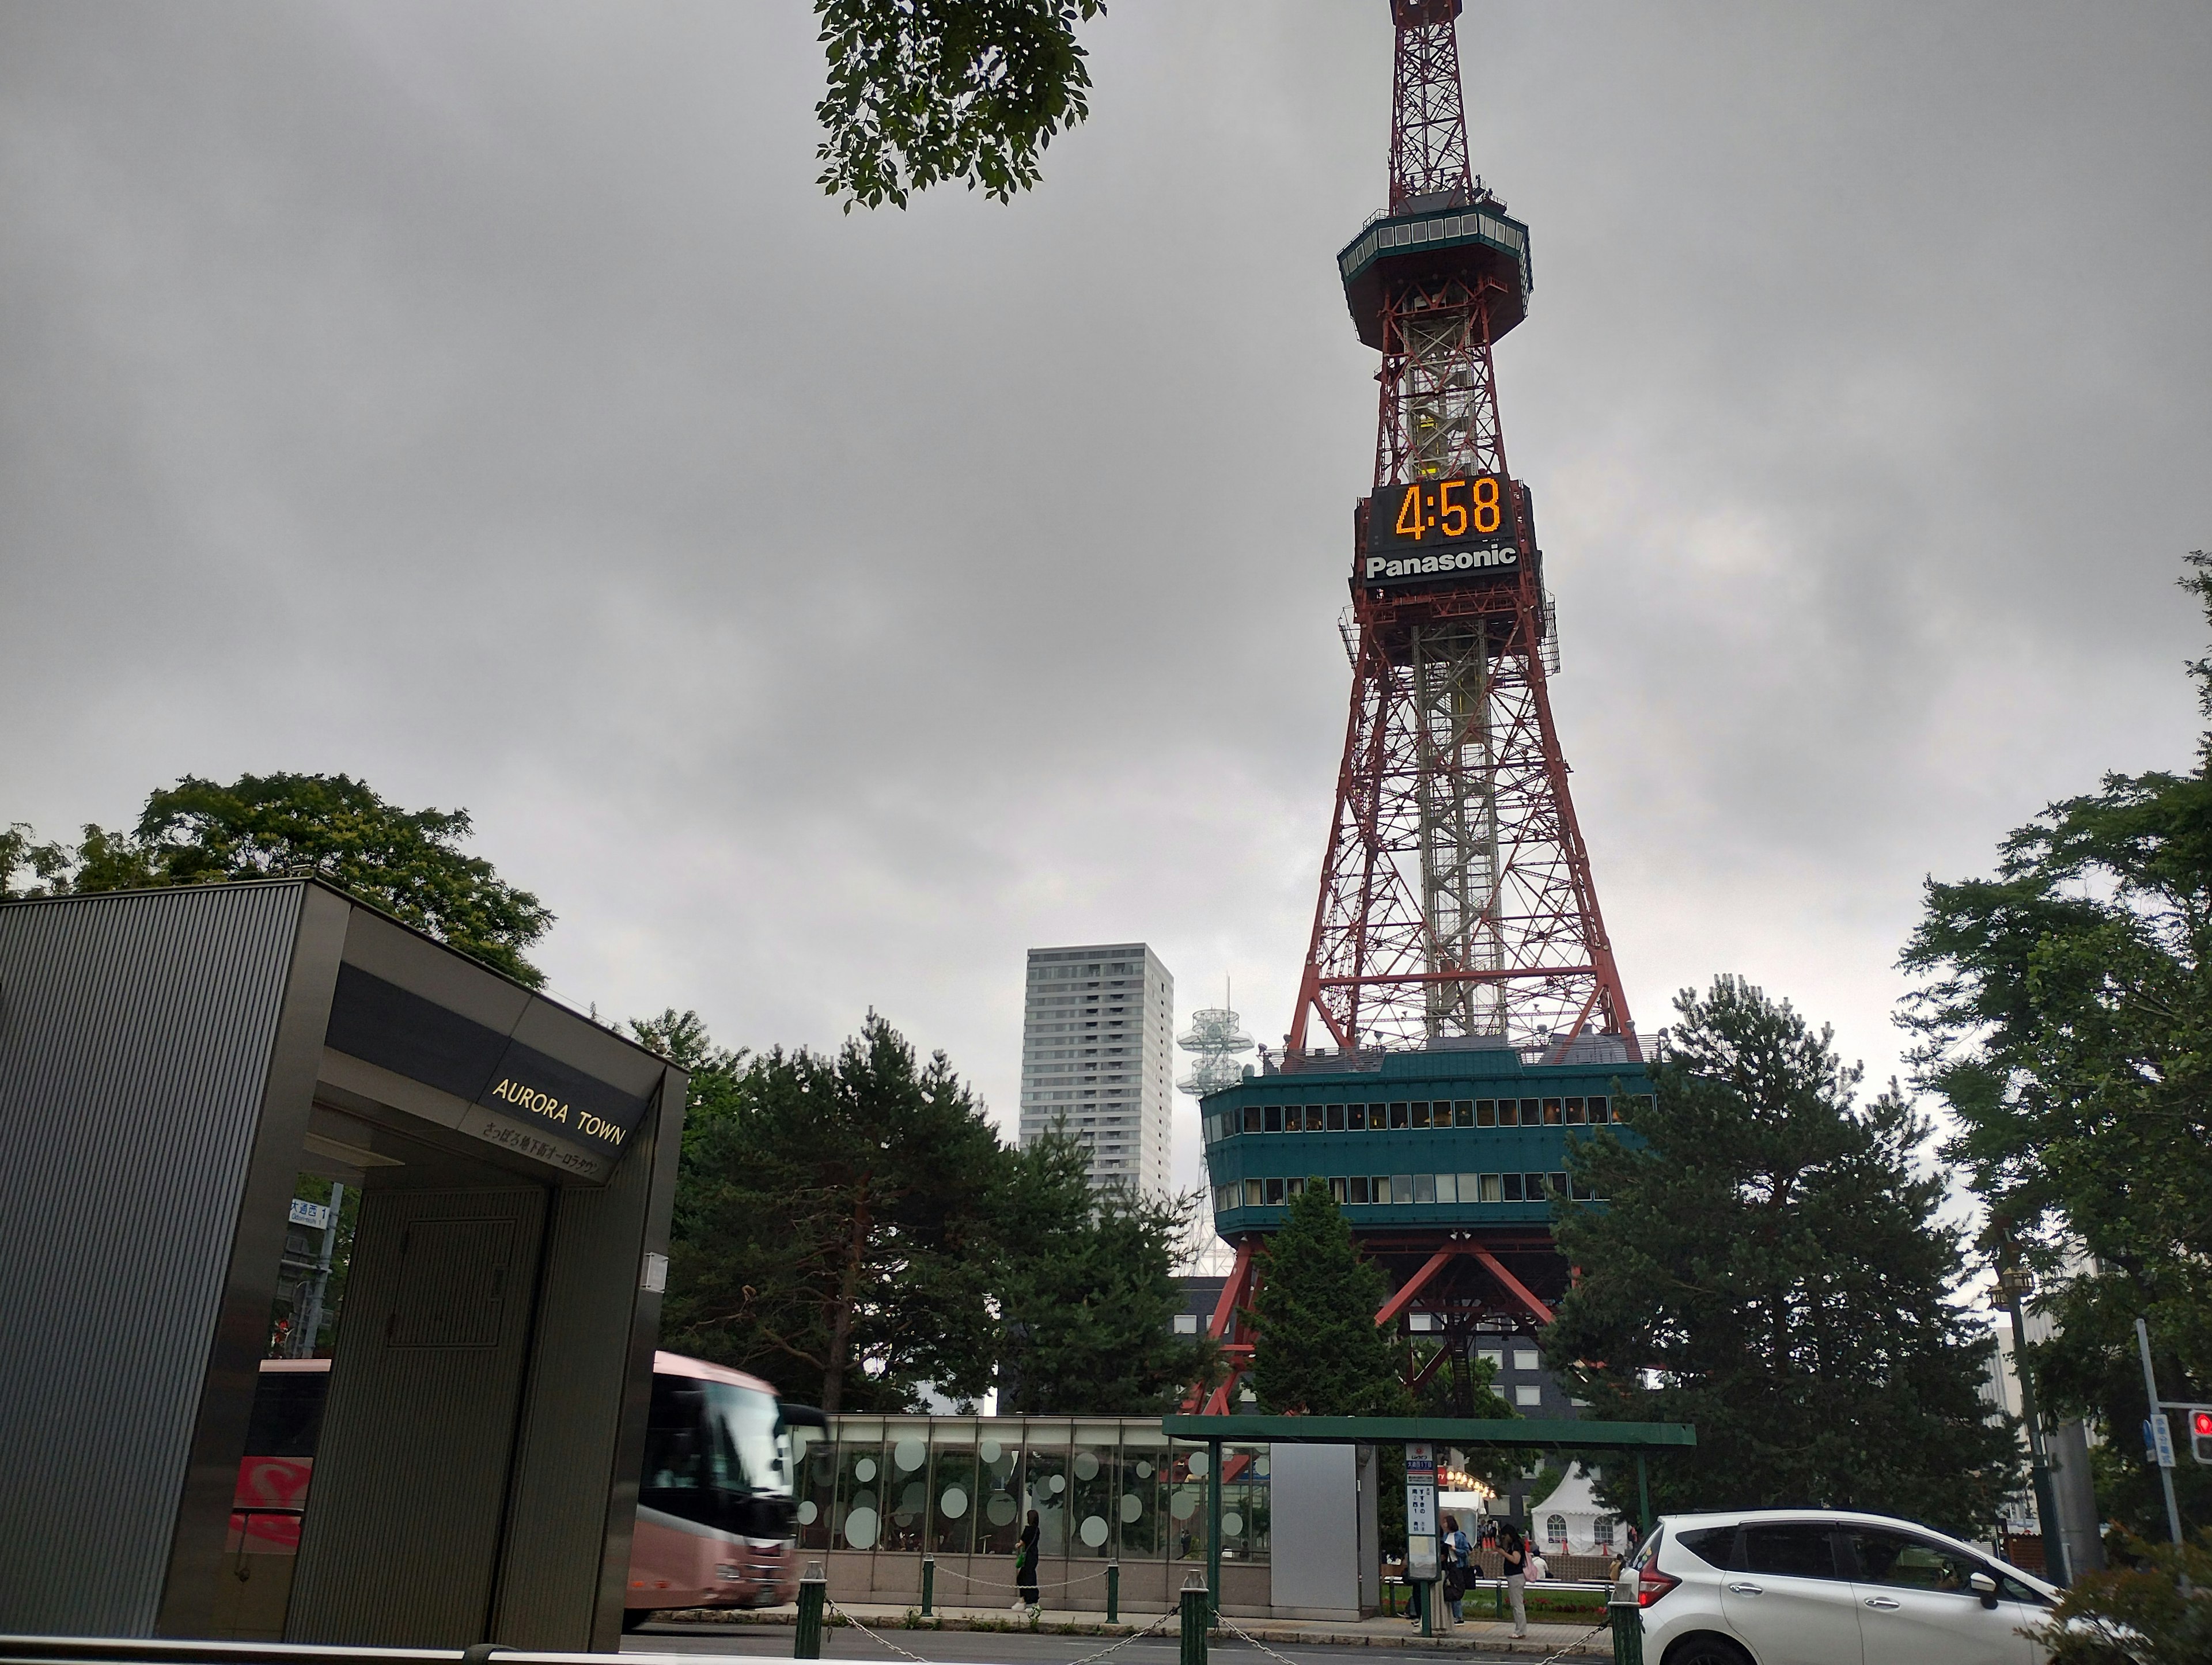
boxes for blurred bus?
[227,1351,819,1632]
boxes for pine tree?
[1547,977,2020,1535]
[1249,1181,1408,1417]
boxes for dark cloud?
[6,3,2208,1196]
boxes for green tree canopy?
[1547,977,2019,1535]
[1902,555,2212,1535]
[993,1133,1207,1413]
[1249,1181,1409,1418]
[5,772,553,986]
[658,1011,1200,1413]
[814,0,1106,209]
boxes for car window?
[1846,1528,1984,1594]
[1628,1525,1664,1571]
[1997,1571,2047,1605]
[1675,1526,1736,1568]
[1742,1523,1842,1580]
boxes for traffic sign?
[289,1197,331,1231]
[2148,1410,2177,1469]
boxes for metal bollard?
[921,1557,934,1618]
[1179,1572,1209,1665]
[794,1561,826,1660]
[1608,1594,1645,1665]
[1494,1575,1507,1620]
[1107,1561,1120,1624]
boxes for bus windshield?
[643,1375,791,1500]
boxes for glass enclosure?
[799,1416,1270,1565]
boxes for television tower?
[1288,0,1635,1063]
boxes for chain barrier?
[823,1590,1177,1665]
[820,1595,934,1665]
[1209,1611,1304,1665]
[952,1564,1117,1594]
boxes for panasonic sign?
[1363,545,1518,582]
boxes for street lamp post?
[1997,1261,2068,1587]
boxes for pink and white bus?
[230,1351,819,1629]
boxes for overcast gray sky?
[6,2,2209,1203]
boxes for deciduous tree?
[814,0,1106,209]
[5,772,552,985]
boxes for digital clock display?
[1361,473,1522,586]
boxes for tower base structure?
[1192,1041,1651,1412]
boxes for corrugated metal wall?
[0,885,306,1636]
[286,1186,547,1647]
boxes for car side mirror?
[1968,1571,1999,1609]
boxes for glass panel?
[1413,1173,1435,1203]
[1434,1174,1456,1203]
[1069,1424,1119,1558]
[1348,1177,1370,1204]
[1544,1098,1564,1125]
[1243,1107,1262,1133]
[1118,1425,1171,1559]
[1264,1105,1282,1132]
[1565,1097,1587,1124]
[1550,1171,1569,1196]
[1220,1444,1269,1561]
[1244,1179,1263,1207]
[1503,1174,1524,1202]
[1373,1177,1392,1204]
[929,1429,977,1555]
[1025,1432,1070,1558]
[798,1438,836,1550]
[884,1423,930,1550]
[1309,1106,1328,1131]
[1286,1177,1304,1197]
[1410,1102,1430,1129]
[975,1430,1024,1554]
[1390,1103,1410,1129]
[1264,1178,1285,1204]
[1330,1177,1347,1203]
[1327,1105,1345,1131]
[834,1427,887,1550]
[1346,1104,1366,1130]
[1476,1100,1497,1127]
[1521,1098,1541,1124]
[1455,1101,1475,1127]
[1167,1444,1210,1561]
[1479,1174,1502,1203]
[1392,1173,1412,1201]
[1589,1095,1610,1123]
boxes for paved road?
[622,1624,1599,1665]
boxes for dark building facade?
[0,881,685,1649]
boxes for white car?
[1618,1508,2061,1665]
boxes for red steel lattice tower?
[1289,0,1635,1061]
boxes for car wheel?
[620,1609,649,1633]
[1664,1637,1752,1665]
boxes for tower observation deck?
[1192,0,1649,1416]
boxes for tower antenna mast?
[1289,0,1635,1063]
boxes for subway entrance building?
[1195,1039,1654,1417]
[0,881,686,1649]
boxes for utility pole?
[1996,1256,2067,1586]
[2134,1318,2188,1558]
[288,1181,344,1359]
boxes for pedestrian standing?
[1498,1523,1528,1639]
[1014,1510,1041,1616]
[1443,1513,1474,1621]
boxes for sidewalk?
[651,1601,1614,1658]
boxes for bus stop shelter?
[1161,1414,1696,1617]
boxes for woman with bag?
[1013,1510,1041,1617]
[1498,1522,1528,1639]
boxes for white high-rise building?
[1018,943,1174,1193]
